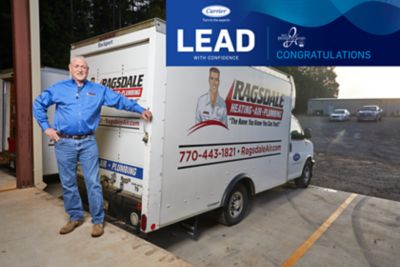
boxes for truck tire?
[218,183,249,226]
[295,159,313,188]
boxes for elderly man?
[33,56,152,237]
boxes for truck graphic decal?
[113,87,143,98]
[100,74,144,98]
[177,140,282,169]
[225,80,284,120]
[99,116,141,129]
[99,158,143,179]
[188,72,286,135]
[188,120,228,135]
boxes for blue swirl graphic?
[245,0,400,35]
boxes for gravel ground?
[298,115,400,202]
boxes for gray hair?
[70,56,88,66]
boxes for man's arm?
[141,110,152,121]
[33,90,52,131]
[33,90,62,141]
[103,87,152,121]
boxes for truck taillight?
[141,214,147,231]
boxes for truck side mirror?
[304,128,312,139]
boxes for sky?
[335,67,400,99]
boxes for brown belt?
[58,132,93,140]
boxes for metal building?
[308,98,400,116]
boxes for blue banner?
[167,0,400,66]
[99,158,143,180]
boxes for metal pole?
[11,0,34,188]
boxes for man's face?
[69,59,89,82]
[209,71,220,94]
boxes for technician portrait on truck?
[195,67,228,126]
[32,56,152,238]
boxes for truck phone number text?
[177,142,282,169]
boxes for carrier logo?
[202,5,230,18]
[101,74,144,98]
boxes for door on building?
[0,78,16,171]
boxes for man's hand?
[141,110,153,122]
[44,128,60,142]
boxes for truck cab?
[288,115,314,187]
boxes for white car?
[330,109,350,121]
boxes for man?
[33,56,152,237]
[195,67,227,126]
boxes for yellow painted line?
[0,187,17,193]
[281,193,358,267]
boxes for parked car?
[329,109,350,121]
[356,105,383,121]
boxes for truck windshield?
[361,106,377,111]
[290,116,303,136]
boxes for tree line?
[40,0,165,68]
[276,67,338,113]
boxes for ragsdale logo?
[202,5,230,18]
[100,74,144,98]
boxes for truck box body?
[41,67,70,175]
[71,19,313,233]
[0,67,68,175]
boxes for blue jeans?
[55,135,104,224]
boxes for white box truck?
[70,19,314,234]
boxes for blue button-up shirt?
[33,79,145,135]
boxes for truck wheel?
[218,184,249,226]
[295,159,313,188]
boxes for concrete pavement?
[0,170,191,267]
[2,169,400,267]
[0,169,15,191]
[146,185,400,267]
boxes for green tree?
[39,0,166,69]
[0,0,12,69]
[276,67,339,114]
[39,0,76,68]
